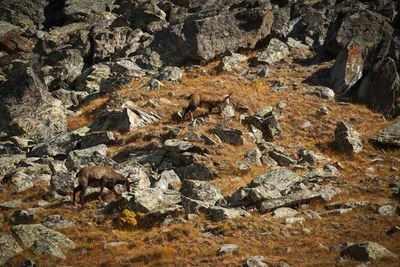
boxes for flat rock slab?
[0,234,23,265]
[217,244,239,255]
[340,242,397,261]
[11,224,75,260]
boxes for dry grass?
[3,48,400,266]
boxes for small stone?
[217,244,239,255]
[273,207,298,218]
[246,255,268,267]
[104,242,126,250]
[378,205,397,216]
[285,217,304,224]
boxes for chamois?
[180,92,232,122]
[72,166,133,206]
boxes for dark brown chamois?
[180,92,232,122]
[72,166,133,206]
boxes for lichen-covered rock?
[63,0,116,22]
[75,63,112,93]
[357,57,400,118]
[335,122,363,153]
[273,207,298,218]
[0,57,67,141]
[79,131,115,149]
[10,210,37,225]
[29,133,78,158]
[340,242,397,261]
[90,108,160,133]
[257,38,290,65]
[5,164,52,193]
[50,171,75,196]
[218,53,248,72]
[249,168,301,191]
[11,224,75,260]
[209,207,250,221]
[41,215,75,229]
[0,0,47,30]
[65,144,108,171]
[371,116,400,147]
[0,234,23,265]
[180,180,223,204]
[152,1,273,64]
[210,126,244,146]
[156,66,182,82]
[244,111,283,141]
[244,148,262,166]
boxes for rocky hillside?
[1,0,400,266]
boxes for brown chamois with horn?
[72,166,133,206]
[180,92,232,122]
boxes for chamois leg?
[72,184,81,206]
[181,104,195,123]
[80,186,86,206]
[98,179,105,203]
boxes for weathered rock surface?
[11,224,76,260]
[335,122,363,153]
[10,209,37,225]
[257,38,290,65]
[340,242,397,262]
[0,234,23,266]
[180,180,222,204]
[371,117,400,147]
[152,1,273,64]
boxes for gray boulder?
[335,122,363,153]
[79,131,115,149]
[90,108,160,133]
[29,133,78,158]
[209,207,250,221]
[357,57,400,118]
[0,0,47,30]
[75,64,112,93]
[210,126,244,146]
[244,110,283,141]
[244,148,262,166]
[371,116,400,147]
[41,215,75,229]
[152,1,273,64]
[246,255,268,267]
[218,53,248,72]
[180,180,222,204]
[330,44,364,96]
[65,144,108,171]
[10,210,37,225]
[257,38,290,65]
[217,244,238,255]
[63,0,115,22]
[273,207,298,218]
[268,150,297,167]
[156,66,182,82]
[0,58,67,141]
[11,224,76,260]
[340,242,397,261]
[249,168,301,191]
[309,86,335,99]
[50,171,75,196]
[0,234,23,266]
[117,188,181,213]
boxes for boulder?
[218,53,248,72]
[217,244,238,255]
[156,66,182,82]
[180,180,222,204]
[51,89,79,108]
[41,215,75,229]
[0,57,67,141]
[209,207,251,221]
[306,164,340,179]
[273,207,298,218]
[130,0,168,34]
[90,108,160,133]
[10,210,37,225]
[330,44,364,96]
[244,111,283,141]
[50,171,75,196]
[268,150,297,167]
[29,133,78,158]
[308,86,335,99]
[324,10,393,58]
[11,224,76,260]
[75,63,112,93]
[79,131,115,149]
[152,1,273,64]
[210,126,244,146]
[65,144,108,171]
[357,57,400,118]
[0,234,23,266]
[116,188,181,213]
[0,0,48,30]
[257,38,290,65]
[63,0,116,22]
[249,168,301,191]
[4,164,52,193]
[244,148,262,166]
[371,117,400,147]
[340,242,397,261]
[335,122,363,153]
